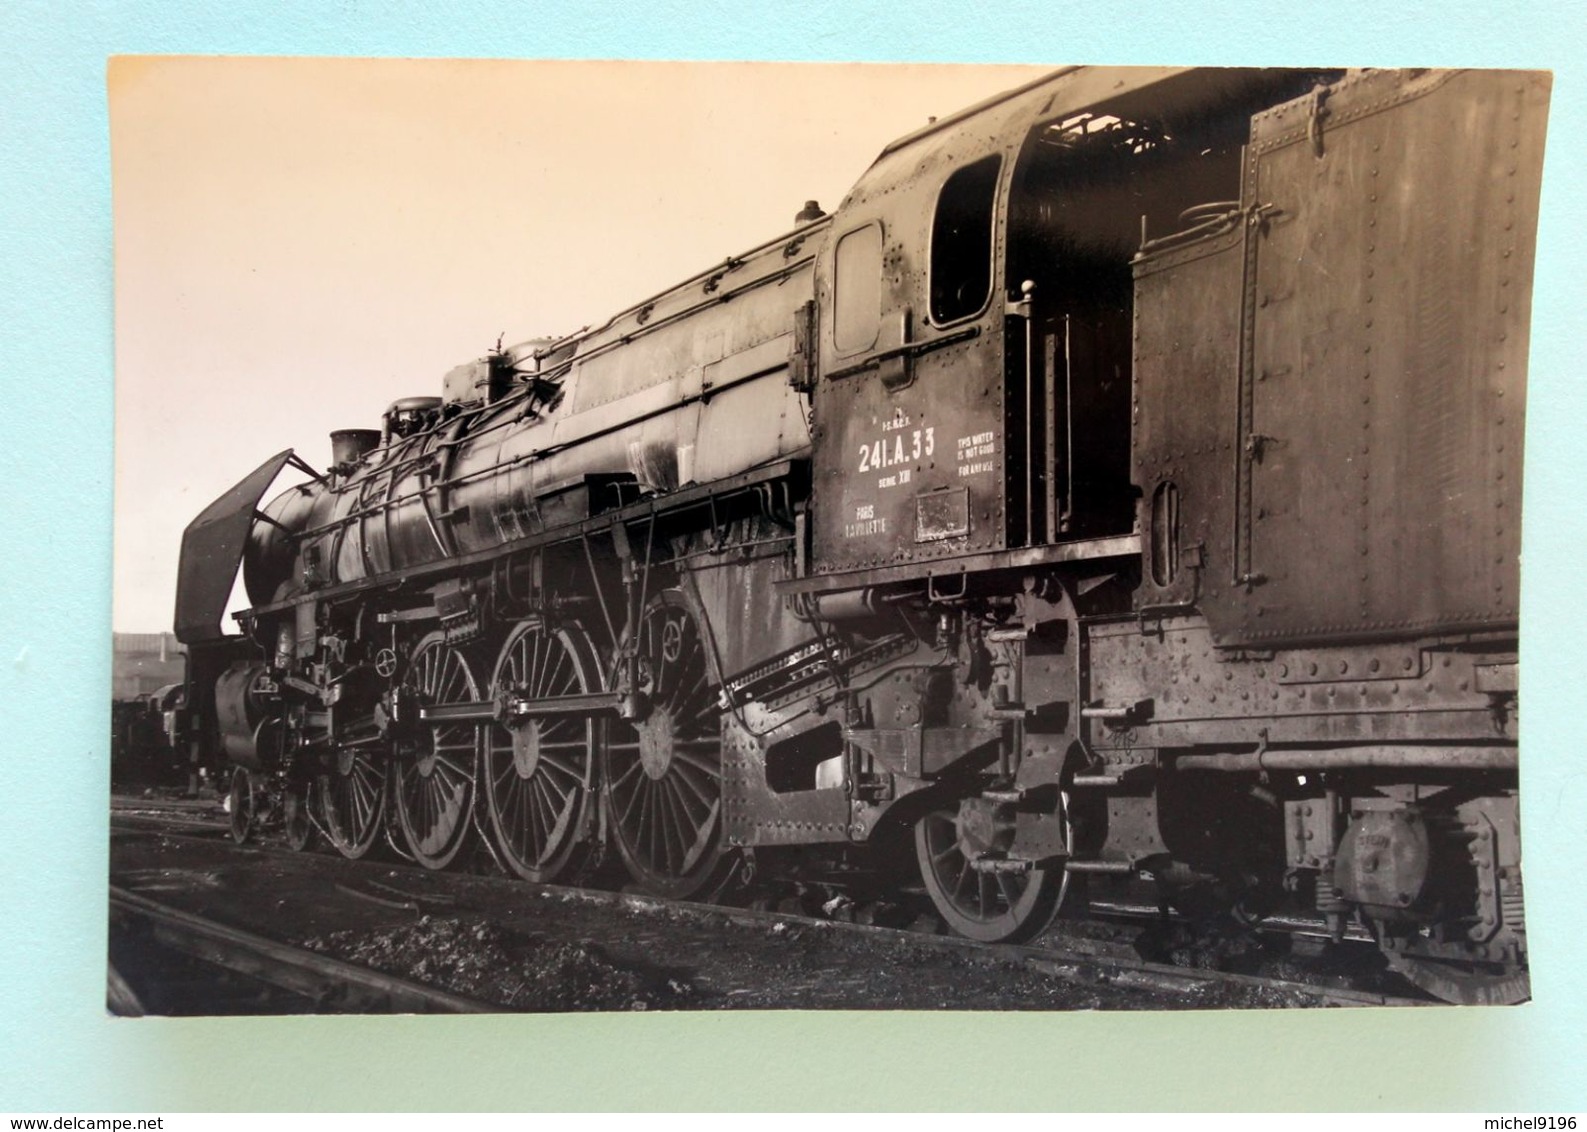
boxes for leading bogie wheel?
[320,746,387,859]
[283,780,317,852]
[600,590,731,899]
[915,797,1068,944]
[391,632,482,870]
[483,619,599,883]
[227,766,257,845]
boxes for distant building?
[112,632,185,700]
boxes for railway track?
[477,876,1429,1009]
[108,885,498,1014]
[109,807,233,837]
[109,802,1431,1010]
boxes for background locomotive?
[174,65,1546,1005]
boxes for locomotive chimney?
[330,429,381,468]
[794,199,825,224]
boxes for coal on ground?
[302,915,696,1011]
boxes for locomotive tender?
[175,66,1546,1005]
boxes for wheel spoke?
[660,778,691,864]
[539,714,578,739]
[654,780,675,872]
[676,671,711,714]
[525,776,551,850]
[646,780,669,871]
[952,856,973,899]
[322,754,385,859]
[538,750,586,780]
[521,792,547,863]
[638,780,659,866]
[545,647,570,700]
[536,768,573,811]
[670,761,715,809]
[609,756,643,793]
[351,772,375,817]
[617,765,647,827]
[498,772,522,824]
[656,781,679,873]
[671,745,721,778]
[996,871,1019,910]
[542,767,572,819]
[432,752,473,780]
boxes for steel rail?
[108,885,499,1014]
[108,811,230,836]
[1086,899,1375,945]
[509,879,1431,1009]
[110,810,1427,1009]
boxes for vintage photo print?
[109,58,1546,1015]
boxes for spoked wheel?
[227,767,257,845]
[320,745,387,859]
[483,619,598,883]
[391,632,482,870]
[915,796,1069,943]
[601,590,729,899]
[283,780,316,852]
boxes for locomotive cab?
[1002,104,1249,543]
[808,68,1330,578]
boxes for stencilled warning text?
[957,431,996,478]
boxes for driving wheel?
[483,619,599,883]
[320,744,387,859]
[601,590,729,899]
[283,780,316,852]
[391,632,482,870]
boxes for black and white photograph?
[107,58,1547,1016]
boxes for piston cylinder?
[215,662,277,769]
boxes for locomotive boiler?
[175,65,1546,1005]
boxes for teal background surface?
[3,0,1584,1111]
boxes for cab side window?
[929,155,1000,324]
[833,223,883,355]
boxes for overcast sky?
[109,57,1050,633]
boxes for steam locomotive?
[175,66,1546,1005]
